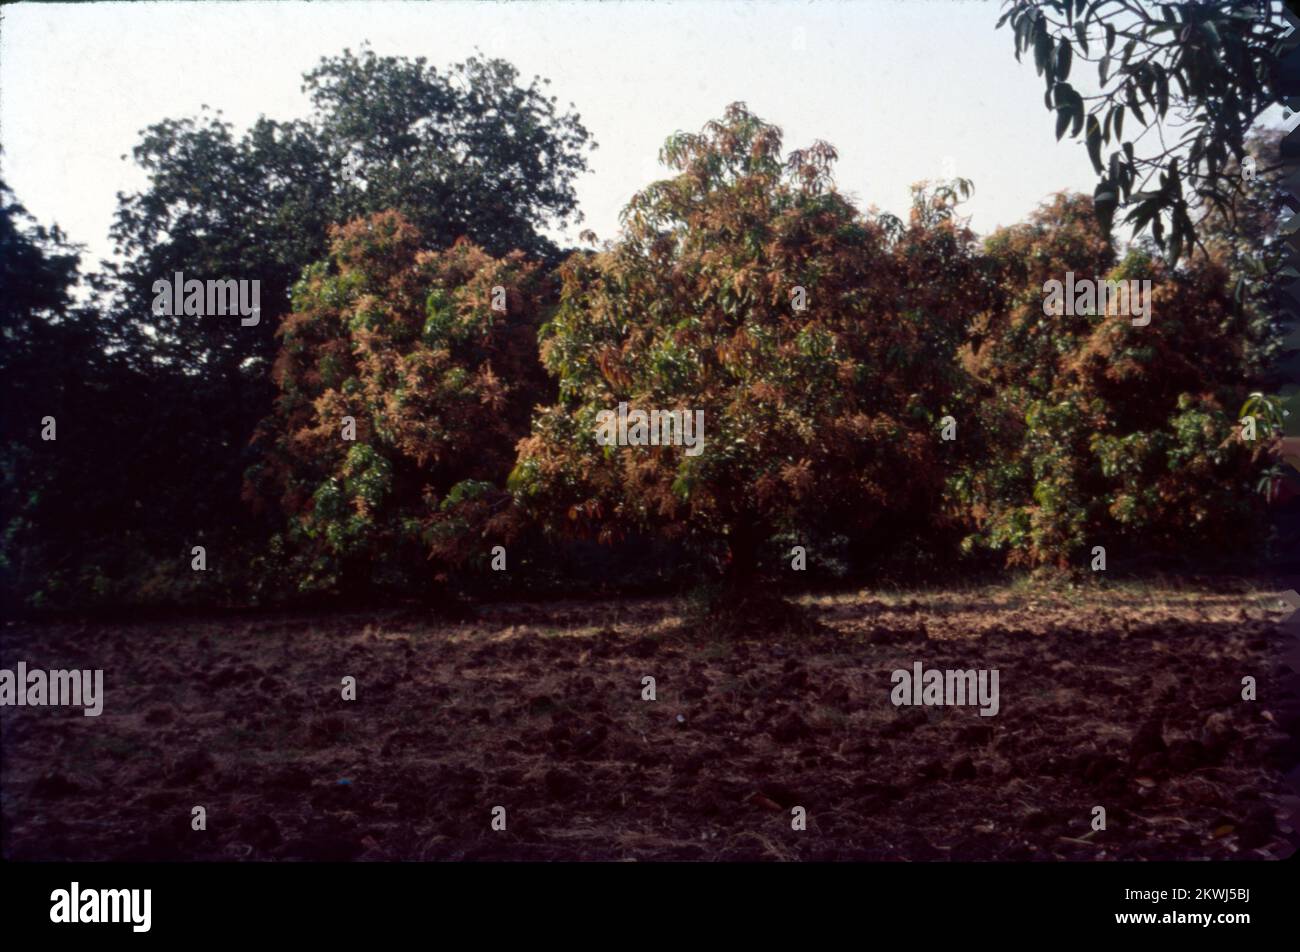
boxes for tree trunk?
[723,523,763,598]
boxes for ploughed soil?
[3,582,1299,861]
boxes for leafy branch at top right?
[1000,0,1289,265]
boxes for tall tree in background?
[108,47,593,376]
[0,179,128,608]
[73,48,594,604]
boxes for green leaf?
[1121,37,1136,67]
[1068,86,1085,137]
[1015,15,1031,60]
[1055,104,1072,141]
[1034,26,1053,77]
[1085,114,1104,173]
[1056,38,1073,81]
[1125,197,1161,235]
[1125,85,1146,125]
[1093,180,1118,235]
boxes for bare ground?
[2,581,1298,861]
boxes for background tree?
[304,49,593,265]
[109,47,593,376]
[1199,129,1296,409]
[0,179,149,608]
[61,47,593,606]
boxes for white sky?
[2,0,1109,270]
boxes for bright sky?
[2,0,1107,271]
